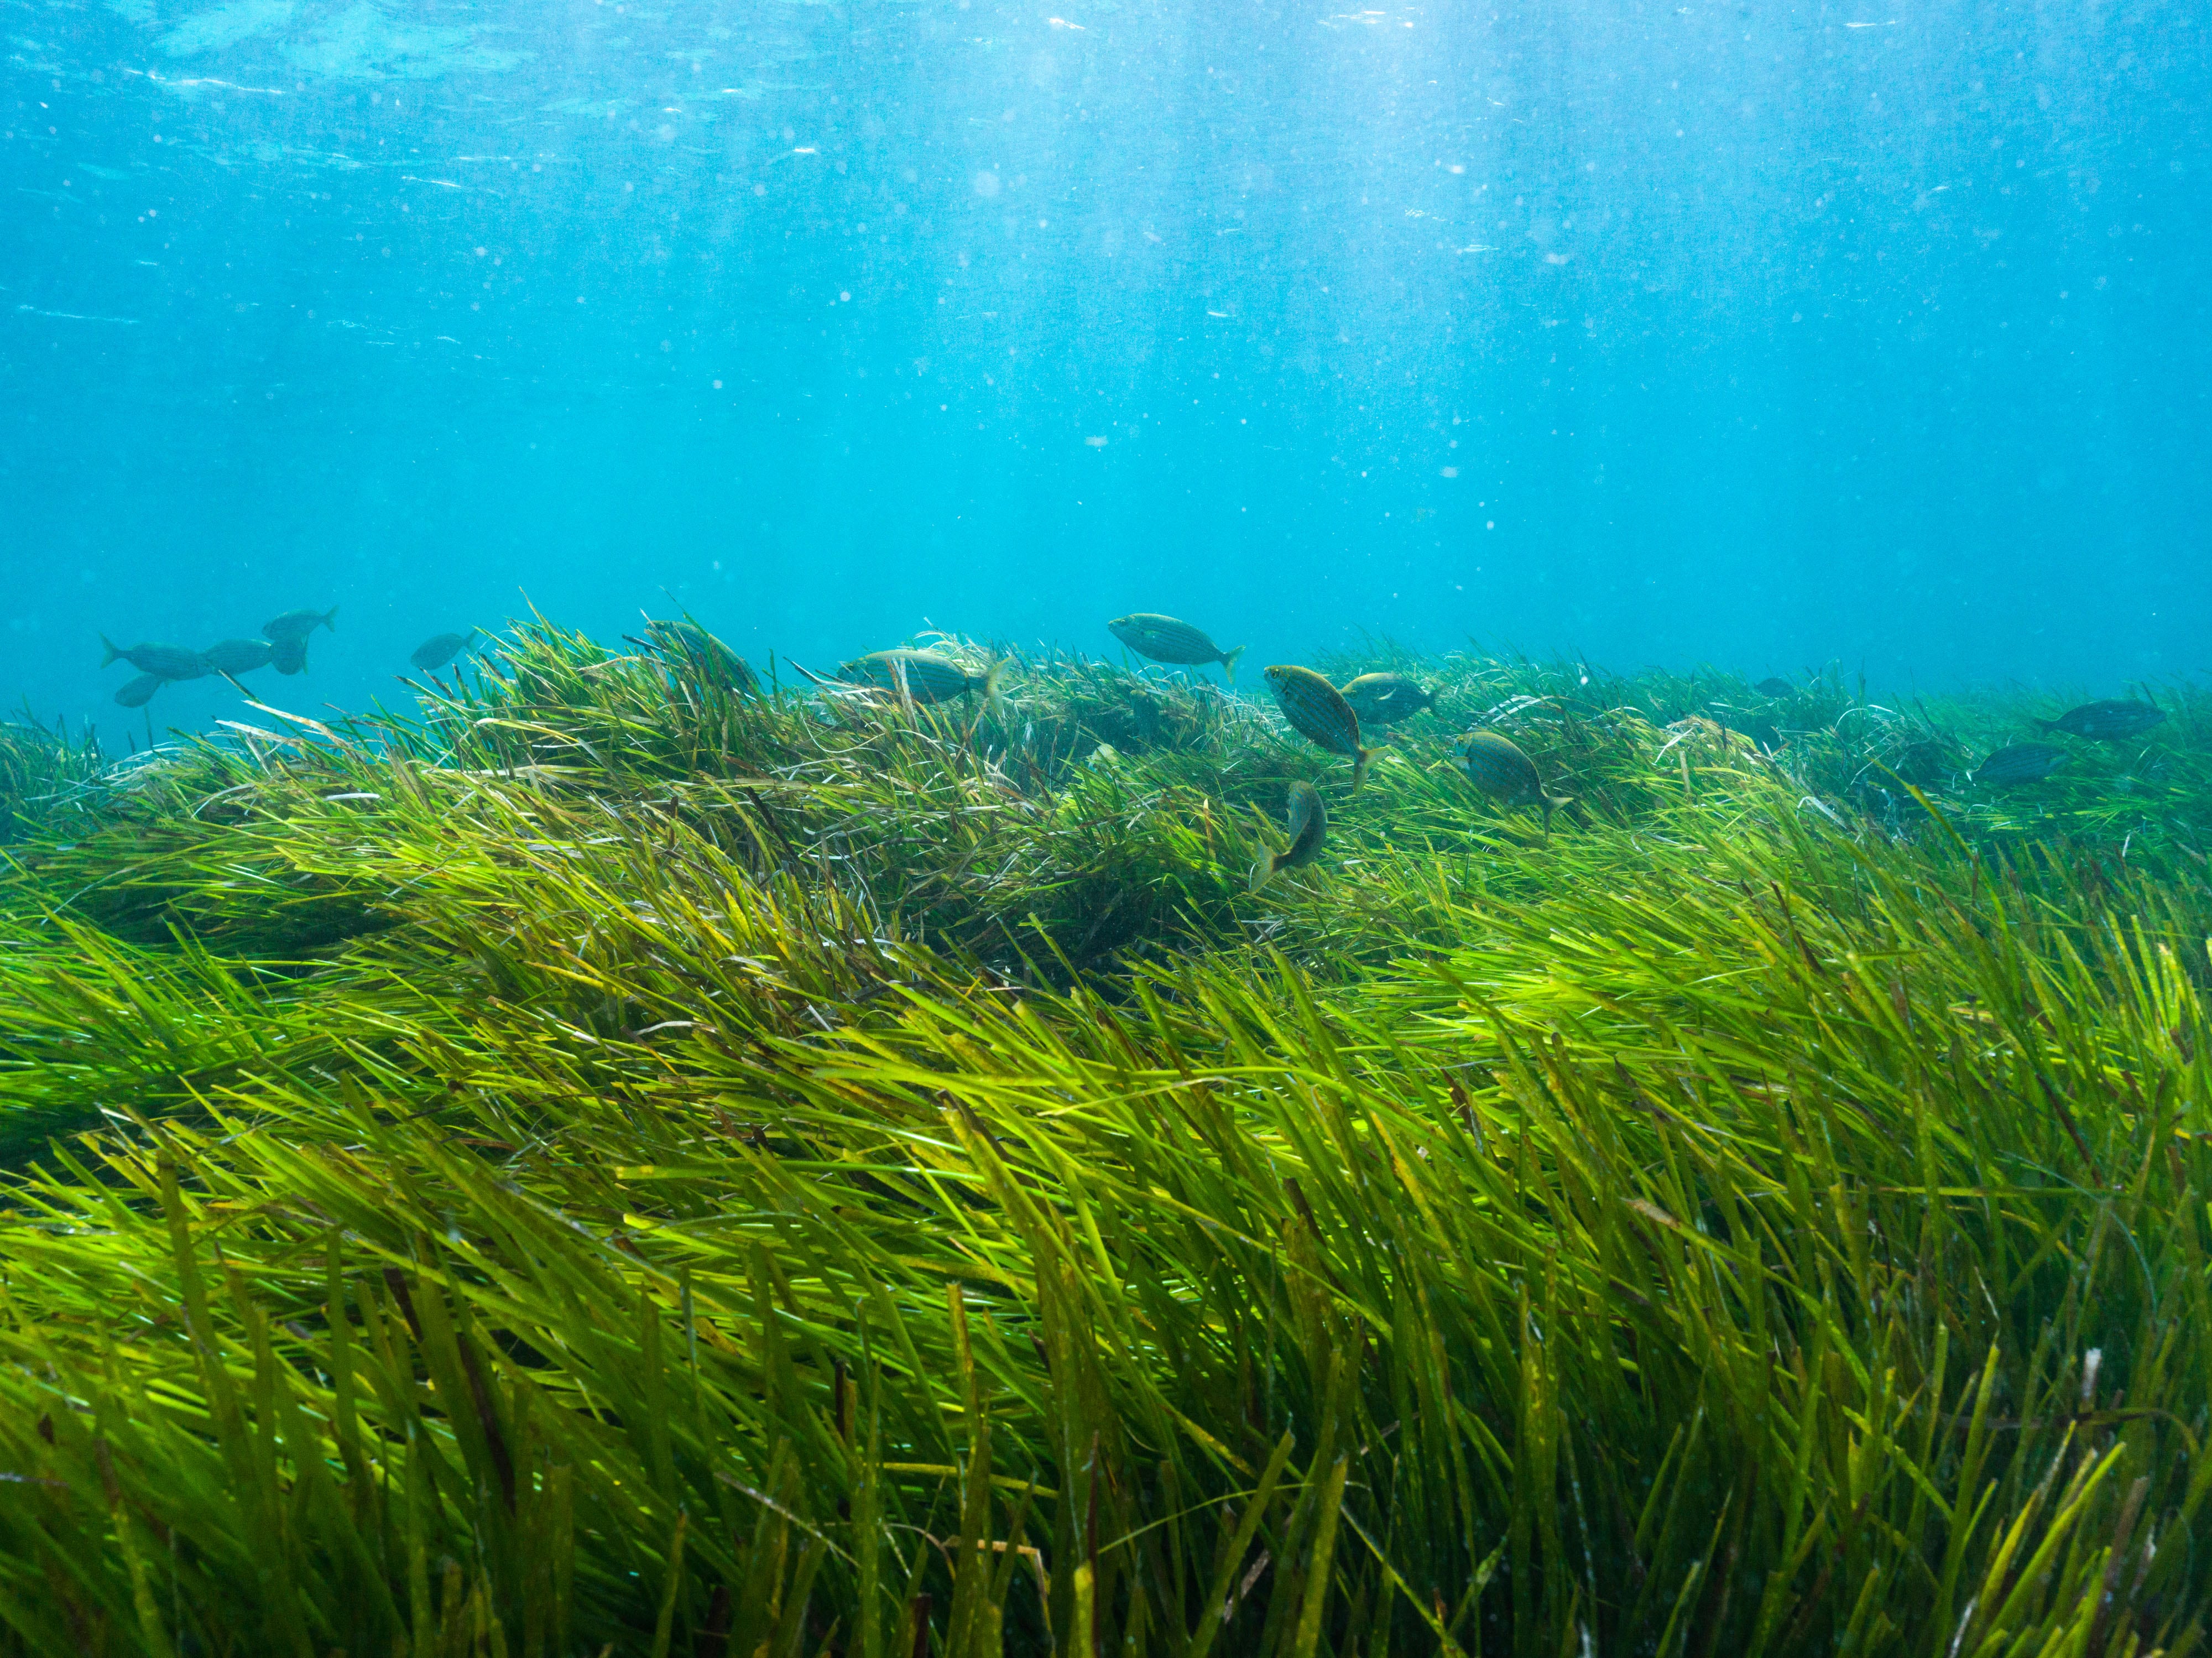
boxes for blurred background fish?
[1973,742,2069,785]
[409,629,481,672]
[2032,700,2167,741]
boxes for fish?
[1106,613,1245,682]
[1249,780,1328,891]
[98,635,210,680]
[1754,676,1796,697]
[1737,716,1783,753]
[1337,672,1438,724]
[409,629,480,671]
[1892,738,1958,787]
[839,649,1007,713]
[2031,699,2167,741]
[262,605,339,642]
[201,638,275,675]
[1264,665,1378,791]
[1462,730,1575,830]
[270,635,310,676]
[1972,742,2067,785]
[648,619,758,695]
[112,672,163,708]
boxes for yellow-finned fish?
[1462,730,1574,830]
[1265,665,1378,791]
[1249,780,1327,891]
[839,649,1008,715]
[1107,614,1245,681]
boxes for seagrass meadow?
[3,622,2212,1658]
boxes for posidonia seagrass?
[1,617,2209,1656]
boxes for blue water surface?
[5,0,2208,743]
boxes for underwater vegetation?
[2,619,2212,1655]
[0,713,106,846]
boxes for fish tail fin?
[981,656,1011,718]
[324,606,340,633]
[1220,644,1245,684]
[1352,744,1376,794]
[1543,792,1576,831]
[99,633,121,668]
[1249,851,1281,893]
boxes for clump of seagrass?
[0,712,108,843]
[3,612,2212,1656]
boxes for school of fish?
[90,603,2180,893]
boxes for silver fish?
[648,619,758,695]
[410,629,481,671]
[1107,614,1245,681]
[1265,665,1377,791]
[1249,780,1328,891]
[262,606,339,642]
[1462,731,1574,830]
[2032,700,2166,741]
[1973,742,2067,785]
[839,649,1007,712]
[100,635,209,680]
[1337,672,1438,725]
[201,638,275,675]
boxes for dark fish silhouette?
[1250,781,1328,891]
[270,636,310,676]
[1973,742,2067,785]
[647,619,758,695]
[1337,673,1438,724]
[113,673,163,708]
[1893,738,1958,787]
[839,649,1006,713]
[1107,614,1245,682]
[100,636,210,680]
[1754,677,1796,697]
[1737,716,1783,753]
[2031,700,2166,741]
[1462,731,1574,830]
[1265,665,1378,791]
[201,638,275,675]
[262,606,339,642]
[410,629,480,671]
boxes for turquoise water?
[7,0,2207,741]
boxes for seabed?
[0,618,2208,1656]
